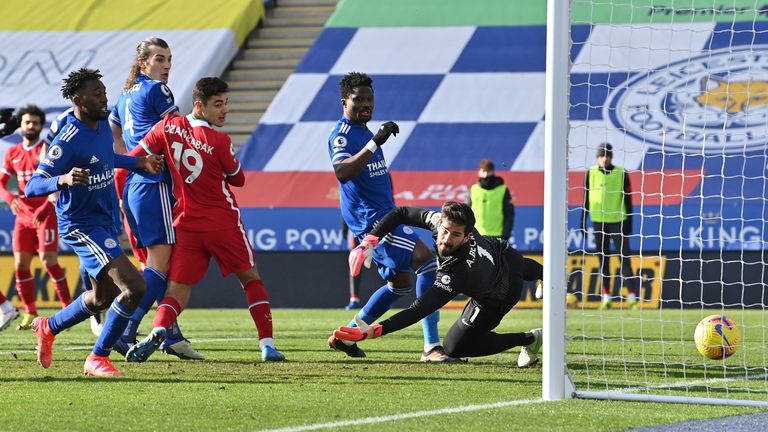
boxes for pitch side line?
[259,399,545,432]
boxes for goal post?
[544,0,768,407]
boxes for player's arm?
[502,187,515,238]
[150,83,179,118]
[332,122,399,183]
[348,206,436,276]
[108,105,128,154]
[218,138,244,187]
[0,154,18,208]
[581,173,590,231]
[333,285,455,342]
[31,199,55,226]
[623,170,633,235]
[114,153,164,174]
[26,144,90,197]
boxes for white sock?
[259,338,275,350]
[424,342,440,352]
[0,300,14,313]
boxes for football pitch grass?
[0,308,763,431]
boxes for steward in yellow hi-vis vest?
[467,159,514,239]
[581,143,638,310]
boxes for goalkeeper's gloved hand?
[333,315,383,342]
[0,108,19,138]
[371,121,399,146]
[349,234,379,276]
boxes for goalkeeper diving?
[335,202,543,367]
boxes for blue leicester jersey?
[33,114,121,235]
[328,117,395,237]
[109,74,177,183]
[44,107,74,145]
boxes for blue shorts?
[371,225,419,281]
[61,226,124,279]
[123,181,176,248]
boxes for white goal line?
[259,399,545,432]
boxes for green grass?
[0,308,764,431]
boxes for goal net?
[545,0,768,406]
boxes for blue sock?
[123,267,167,342]
[416,261,440,345]
[48,294,96,335]
[349,284,404,327]
[93,299,135,357]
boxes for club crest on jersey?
[403,226,413,235]
[606,45,768,155]
[441,275,451,285]
[333,135,347,149]
[104,238,117,249]
[48,145,63,160]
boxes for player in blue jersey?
[25,68,163,377]
[326,72,455,362]
[109,37,202,360]
[46,106,111,336]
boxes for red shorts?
[13,217,58,253]
[169,226,256,285]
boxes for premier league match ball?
[694,315,740,360]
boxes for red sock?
[153,296,182,329]
[244,280,273,340]
[15,269,36,314]
[45,264,71,307]
[0,290,7,303]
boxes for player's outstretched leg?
[126,327,166,363]
[517,328,542,368]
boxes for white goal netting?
[561,0,768,406]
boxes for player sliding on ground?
[25,68,164,377]
[334,202,543,366]
[126,77,285,363]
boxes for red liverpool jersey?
[0,141,49,221]
[139,114,244,232]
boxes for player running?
[109,37,201,360]
[25,68,163,377]
[326,72,453,362]
[334,202,543,367]
[126,77,285,363]
[0,105,72,330]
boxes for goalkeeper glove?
[349,234,379,276]
[371,121,399,146]
[333,315,383,342]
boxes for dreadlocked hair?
[61,68,103,100]
[124,37,169,91]
[339,72,373,99]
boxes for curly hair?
[61,68,103,100]
[339,72,373,99]
[16,104,45,125]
